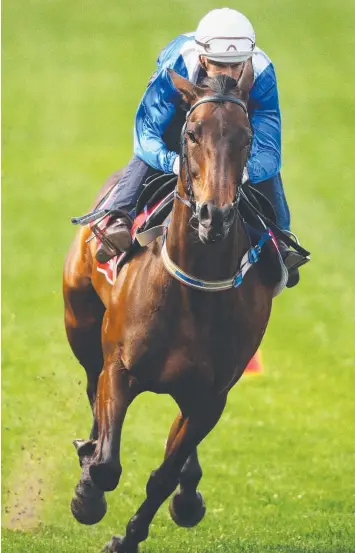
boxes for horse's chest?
[134,307,247,392]
[122,276,270,394]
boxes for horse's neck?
[166,198,248,282]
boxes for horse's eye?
[187,131,197,143]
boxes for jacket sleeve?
[134,67,181,173]
[247,64,282,184]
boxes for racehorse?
[63,61,277,553]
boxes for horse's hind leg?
[63,266,105,439]
[165,413,205,528]
[63,260,108,525]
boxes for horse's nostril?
[223,206,235,225]
[222,205,235,225]
[198,202,211,224]
[198,202,235,230]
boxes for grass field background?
[2,0,355,552]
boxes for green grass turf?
[2,0,355,551]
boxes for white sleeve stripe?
[180,41,200,82]
[252,47,272,81]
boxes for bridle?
[174,94,250,216]
[160,94,289,293]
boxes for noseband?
[175,94,249,214]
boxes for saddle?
[73,174,310,290]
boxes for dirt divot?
[3,448,47,530]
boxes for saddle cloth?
[93,193,170,285]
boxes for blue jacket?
[134,33,281,184]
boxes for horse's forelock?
[201,75,238,96]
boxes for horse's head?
[169,62,253,244]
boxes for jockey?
[96,8,303,286]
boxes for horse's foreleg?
[102,394,227,553]
[89,359,134,492]
[71,356,134,525]
[165,413,205,528]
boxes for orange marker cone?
[244,350,264,374]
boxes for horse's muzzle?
[197,201,236,244]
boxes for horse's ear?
[168,69,202,105]
[236,59,254,102]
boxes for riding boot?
[277,231,310,288]
[95,209,133,264]
[257,174,309,287]
[94,157,159,264]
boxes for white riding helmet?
[195,8,256,63]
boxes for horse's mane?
[201,75,238,95]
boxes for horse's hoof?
[90,460,121,492]
[102,536,138,553]
[71,481,107,525]
[169,490,206,528]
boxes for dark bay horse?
[63,62,275,553]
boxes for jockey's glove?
[173,156,180,176]
[242,167,249,184]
